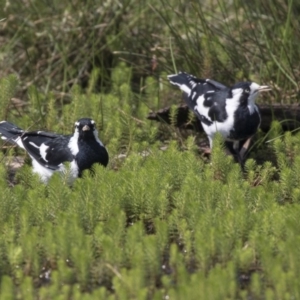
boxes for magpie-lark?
[167,72,271,163]
[0,118,109,182]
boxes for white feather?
[68,128,79,155]
[197,88,242,146]
[31,158,79,183]
[29,141,39,149]
[93,129,104,147]
[15,137,26,149]
[167,75,192,95]
[39,143,49,162]
[195,94,209,120]
[248,82,261,114]
[31,158,55,183]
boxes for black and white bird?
[168,72,271,163]
[0,118,109,183]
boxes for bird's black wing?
[203,78,228,91]
[21,132,74,170]
[168,72,227,105]
[203,90,229,123]
[168,72,229,124]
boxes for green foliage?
[1,0,299,106]
[1,1,300,296]
[1,59,300,299]
[0,75,18,120]
[157,0,299,99]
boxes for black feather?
[0,118,109,181]
[22,133,74,170]
[167,72,264,160]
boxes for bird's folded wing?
[185,82,229,123]
[168,72,228,111]
[205,91,228,122]
[205,79,228,91]
[187,78,227,101]
[22,132,74,170]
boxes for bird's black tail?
[168,72,228,112]
[167,72,194,95]
[167,72,200,110]
[0,121,24,146]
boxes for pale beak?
[82,125,90,131]
[258,85,271,92]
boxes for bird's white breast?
[68,130,79,156]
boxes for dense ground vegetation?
[1,0,300,299]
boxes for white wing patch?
[39,143,49,162]
[29,141,39,149]
[221,88,242,135]
[176,83,191,95]
[195,95,210,120]
[198,89,242,145]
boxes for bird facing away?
[0,118,109,183]
[167,72,271,163]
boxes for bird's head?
[74,118,98,140]
[231,81,271,107]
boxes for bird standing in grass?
[167,72,271,164]
[0,118,109,183]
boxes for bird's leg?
[233,141,244,167]
[202,147,211,155]
[208,136,213,149]
[200,136,212,155]
[239,137,252,162]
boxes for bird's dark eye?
[245,88,250,93]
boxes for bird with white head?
[168,72,271,164]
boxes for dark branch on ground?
[147,103,300,132]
